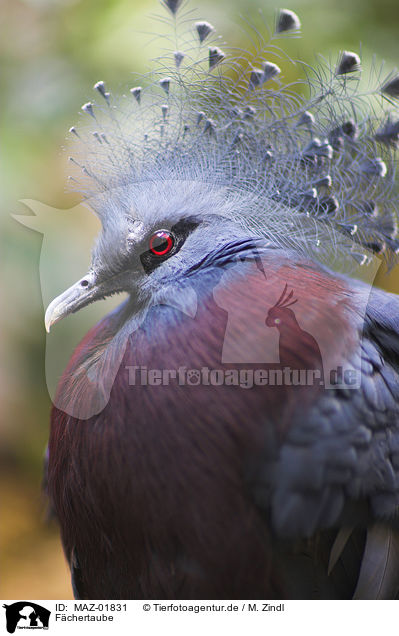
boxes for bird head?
[44,179,259,332]
[45,1,399,333]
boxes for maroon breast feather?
[48,259,359,598]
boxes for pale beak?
[45,272,101,333]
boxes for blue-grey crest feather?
[66,2,399,271]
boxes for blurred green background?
[1,0,399,599]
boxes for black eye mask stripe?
[140,218,200,275]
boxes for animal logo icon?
[266,284,324,378]
[3,602,50,634]
[187,369,201,385]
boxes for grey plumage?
[275,8,301,33]
[81,101,95,118]
[159,77,171,94]
[195,21,214,43]
[336,51,362,75]
[381,73,399,99]
[174,51,185,68]
[262,61,281,82]
[162,0,184,15]
[263,289,399,539]
[208,46,225,70]
[375,117,399,148]
[66,4,399,271]
[94,81,110,102]
[130,86,142,103]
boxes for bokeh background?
[1,0,399,599]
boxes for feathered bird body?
[46,1,399,599]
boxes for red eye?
[149,230,175,256]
